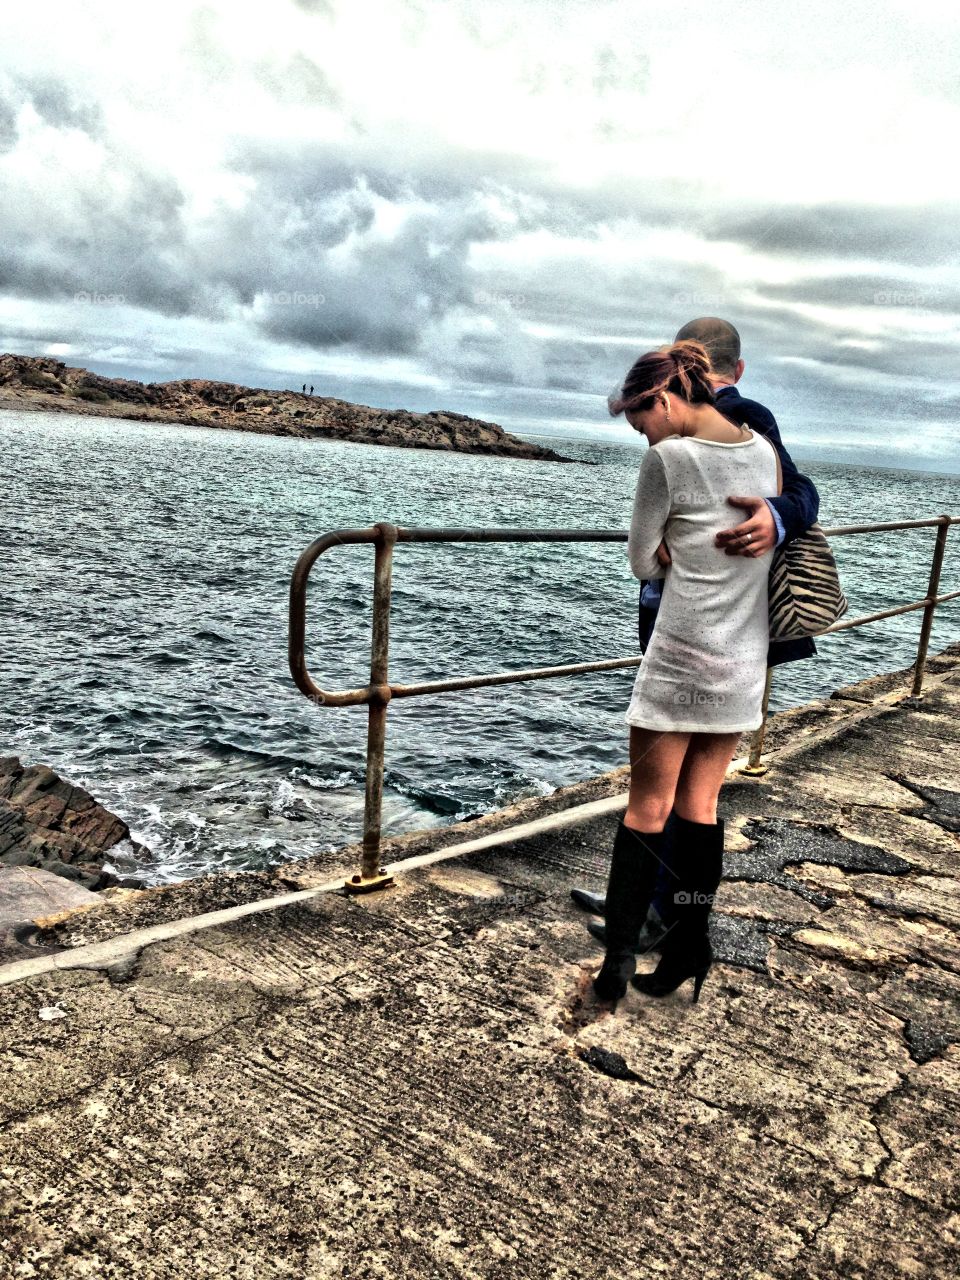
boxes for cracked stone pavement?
[1,652,959,1279]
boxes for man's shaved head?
[674,317,741,377]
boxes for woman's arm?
[628,448,671,580]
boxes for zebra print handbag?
[768,523,848,639]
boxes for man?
[571,317,820,949]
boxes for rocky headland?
[0,353,575,462]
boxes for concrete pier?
[1,646,958,1278]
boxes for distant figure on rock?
[310,384,314,394]
[302,384,307,393]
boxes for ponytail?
[608,339,716,416]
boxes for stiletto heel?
[631,939,712,1000]
[631,815,724,1007]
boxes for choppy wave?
[3,407,958,884]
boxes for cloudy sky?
[1,0,958,461]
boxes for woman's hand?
[656,539,672,568]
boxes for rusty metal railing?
[289,514,959,892]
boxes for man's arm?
[743,407,820,542]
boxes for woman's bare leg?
[625,727,692,831]
[672,732,742,823]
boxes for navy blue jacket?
[638,386,820,667]
[715,386,819,542]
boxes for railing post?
[346,522,397,895]
[912,515,951,696]
[739,667,774,776]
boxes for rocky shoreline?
[0,755,149,892]
[0,353,575,462]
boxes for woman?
[595,339,781,1005]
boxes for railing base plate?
[343,869,394,895]
[737,764,769,777]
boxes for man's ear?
[733,358,745,383]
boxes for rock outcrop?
[0,353,576,462]
[0,756,149,891]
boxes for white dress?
[624,431,779,733]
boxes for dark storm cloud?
[207,138,510,352]
[0,71,104,139]
[223,130,731,244]
[1,50,956,403]
[225,134,561,214]
[27,75,103,136]
[256,201,504,353]
[705,202,960,268]
[755,275,956,314]
[206,135,737,374]
[0,93,16,153]
[0,157,201,316]
[1,110,521,350]
[224,138,402,204]
[700,296,956,389]
[524,265,960,409]
[0,72,200,314]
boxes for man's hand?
[715,497,777,557]
[656,539,671,568]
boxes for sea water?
[2,407,957,883]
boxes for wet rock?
[0,756,152,891]
[578,1045,641,1081]
[875,965,960,1065]
[710,912,797,974]
[0,867,100,961]
[904,1021,953,1065]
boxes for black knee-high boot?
[592,820,669,1003]
[631,815,724,1003]
[575,810,679,954]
